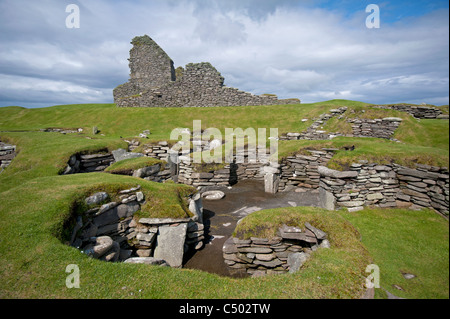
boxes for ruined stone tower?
[113,35,300,107]
[128,36,175,90]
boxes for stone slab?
[153,223,187,268]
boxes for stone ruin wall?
[373,105,446,119]
[114,35,300,108]
[0,141,16,174]
[68,185,205,268]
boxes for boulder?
[287,252,309,273]
[136,232,156,243]
[279,227,317,243]
[136,191,145,202]
[93,206,120,227]
[255,253,276,261]
[320,239,331,249]
[201,190,225,200]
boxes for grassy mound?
[0,99,448,299]
[104,157,164,175]
[0,181,370,298]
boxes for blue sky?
[0,0,448,108]
[315,0,448,21]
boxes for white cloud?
[0,0,448,107]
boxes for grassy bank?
[0,99,448,299]
[341,208,449,299]
[0,185,371,298]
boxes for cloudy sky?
[0,0,448,108]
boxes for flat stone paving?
[183,180,320,277]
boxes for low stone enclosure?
[280,107,403,141]
[373,104,447,119]
[60,139,449,217]
[318,163,449,215]
[223,223,330,277]
[62,151,115,174]
[280,104,448,142]
[0,141,16,174]
[68,185,204,268]
[114,35,299,108]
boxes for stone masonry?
[114,35,300,108]
[373,105,445,119]
[0,142,16,174]
[318,162,449,215]
[223,223,330,277]
[69,186,204,268]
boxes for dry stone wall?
[114,35,299,108]
[177,159,233,188]
[318,163,449,215]
[373,105,445,119]
[62,152,115,175]
[0,142,16,173]
[278,149,337,191]
[69,186,204,268]
[281,107,347,141]
[348,117,402,140]
[223,223,330,277]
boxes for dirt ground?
[183,180,320,277]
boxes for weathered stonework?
[318,162,449,215]
[62,152,115,174]
[114,35,300,108]
[348,117,402,140]
[0,142,16,173]
[68,186,204,267]
[223,223,330,277]
[373,104,445,119]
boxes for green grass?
[104,156,164,174]
[277,136,449,170]
[0,191,370,298]
[0,132,127,193]
[0,99,448,299]
[234,207,449,299]
[0,101,368,140]
[341,208,449,299]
